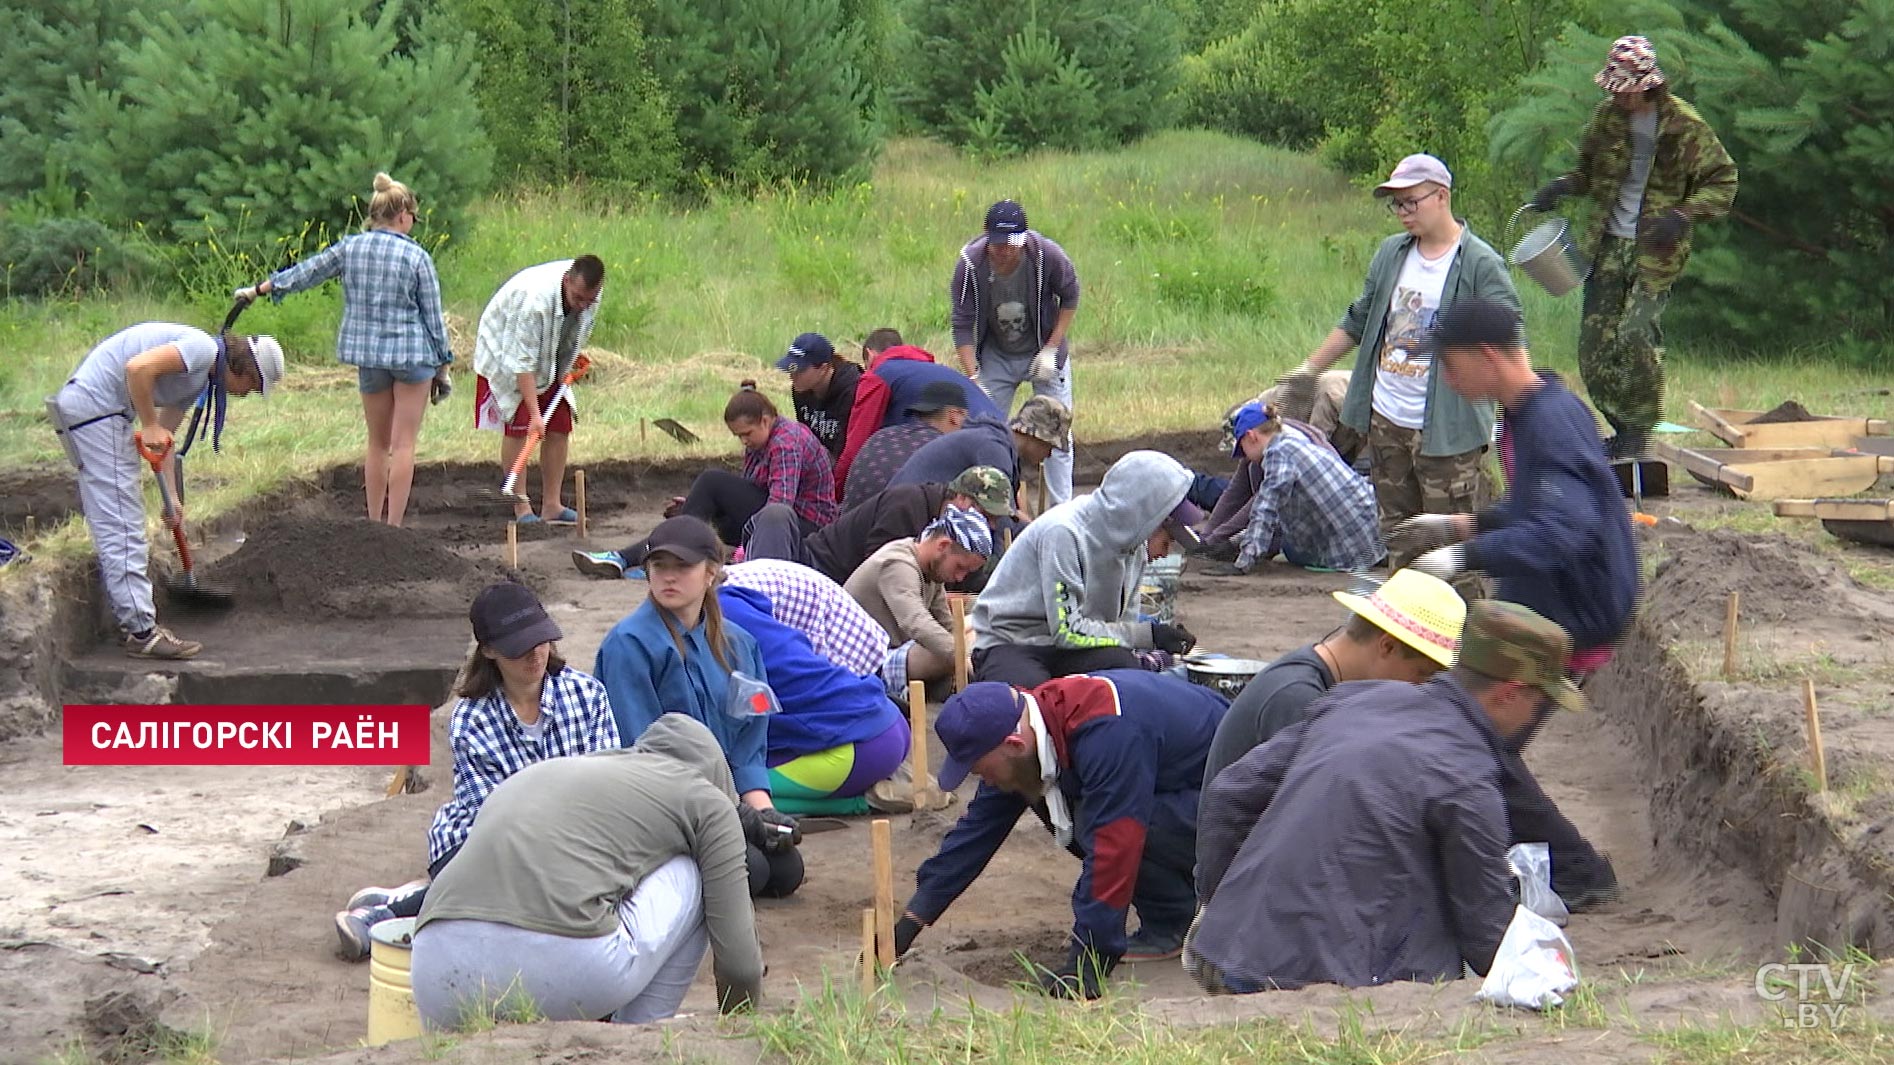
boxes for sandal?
[544,507,578,525]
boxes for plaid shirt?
[723,559,890,677]
[1237,427,1383,572]
[425,667,621,866]
[743,418,839,526]
[269,229,453,371]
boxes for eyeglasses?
[1387,189,1443,215]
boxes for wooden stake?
[24,515,36,542]
[860,908,877,998]
[1722,591,1740,677]
[1036,461,1050,517]
[574,468,588,538]
[871,819,895,969]
[385,765,412,797]
[505,520,519,570]
[1803,678,1828,794]
[948,595,970,692]
[1002,527,1013,551]
[640,417,648,444]
[907,679,931,788]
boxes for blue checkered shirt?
[425,667,621,866]
[722,559,891,677]
[1236,427,1384,571]
[268,229,453,371]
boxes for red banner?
[62,705,431,766]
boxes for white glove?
[1410,544,1469,581]
[233,285,260,303]
[1031,347,1059,382]
[1391,513,1465,556]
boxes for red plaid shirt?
[744,417,839,527]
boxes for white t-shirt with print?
[1371,243,1458,430]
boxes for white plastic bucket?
[1508,211,1587,298]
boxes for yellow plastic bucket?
[367,917,423,1046]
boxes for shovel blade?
[653,418,699,444]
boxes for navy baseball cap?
[935,682,1026,791]
[985,200,1029,247]
[1228,401,1271,457]
[470,580,563,659]
[776,332,835,372]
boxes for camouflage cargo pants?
[1578,236,1668,441]
[1368,412,1488,601]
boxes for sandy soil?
[4,448,1886,1064]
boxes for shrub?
[0,217,162,299]
[0,1,141,202]
[1176,25,1322,151]
[965,26,1107,159]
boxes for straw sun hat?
[1331,569,1466,667]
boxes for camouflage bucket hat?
[1456,601,1588,712]
[947,466,1014,517]
[1596,35,1665,94]
[1010,395,1073,449]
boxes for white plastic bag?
[1507,842,1570,927]
[722,671,783,720]
[1475,904,1580,1010]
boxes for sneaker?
[124,626,202,660]
[334,904,394,962]
[346,878,429,912]
[1198,561,1249,578]
[571,550,626,580]
[1122,926,1187,963]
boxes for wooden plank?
[1773,500,1819,518]
[1869,419,1890,437]
[1737,420,1877,450]
[1731,456,1881,501]
[1809,499,1894,522]
[1691,401,1749,446]
[1651,441,1753,492]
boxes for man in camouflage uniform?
[1529,35,1738,460]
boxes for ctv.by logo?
[1754,962,1860,1028]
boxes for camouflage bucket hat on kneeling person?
[1010,395,1073,450]
[947,466,1013,518]
[1456,601,1588,713]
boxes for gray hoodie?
[416,712,764,1012]
[971,450,1190,653]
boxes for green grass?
[5,128,1891,564]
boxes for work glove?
[1030,346,1059,382]
[1640,208,1690,256]
[1527,176,1578,213]
[232,285,260,305]
[1151,622,1197,655]
[1411,544,1469,582]
[737,805,801,854]
[1274,359,1317,388]
[429,368,454,406]
[1390,513,1464,557]
[1033,949,1116,1001]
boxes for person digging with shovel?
[46,318,285,659]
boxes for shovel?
[139,438,234,608]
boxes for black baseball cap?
[1427,297,1523,359]
[636,515,726,566]
[907,380,969,415]
[470,580,563,658]
[985,200,1029,246]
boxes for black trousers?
[1034,793,1198,939]
[619,470,815,557]
[1498,688,1613,897]
[972,643,1141,689]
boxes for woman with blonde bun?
[238,172,454,527]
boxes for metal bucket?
[1184,657,1268,701]
[367,917,423,1046]
[1506,207,1588,298]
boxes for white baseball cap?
[250,335,286,397]
[1374,154,1454,198]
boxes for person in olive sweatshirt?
[409,713,765,1028]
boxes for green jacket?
[1559,94,1739,292]
[1335,223,1513,458]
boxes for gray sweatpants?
[978,345,1074,505]
[62,407,158,635]
[411,856,709,1028]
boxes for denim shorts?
[358,365,439,394]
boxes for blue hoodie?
[594,597,773,796]
[716,586,905,759]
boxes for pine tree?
[1490,0,1894,349]
[642,0,882,189]
[445,0,681,191]
[899,0,1184,151]
[0,1,142,201]
[57,0,492,260]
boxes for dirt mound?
[1644,528,1836,639]
[1747,399,1818,424]
[201,511,525,619]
